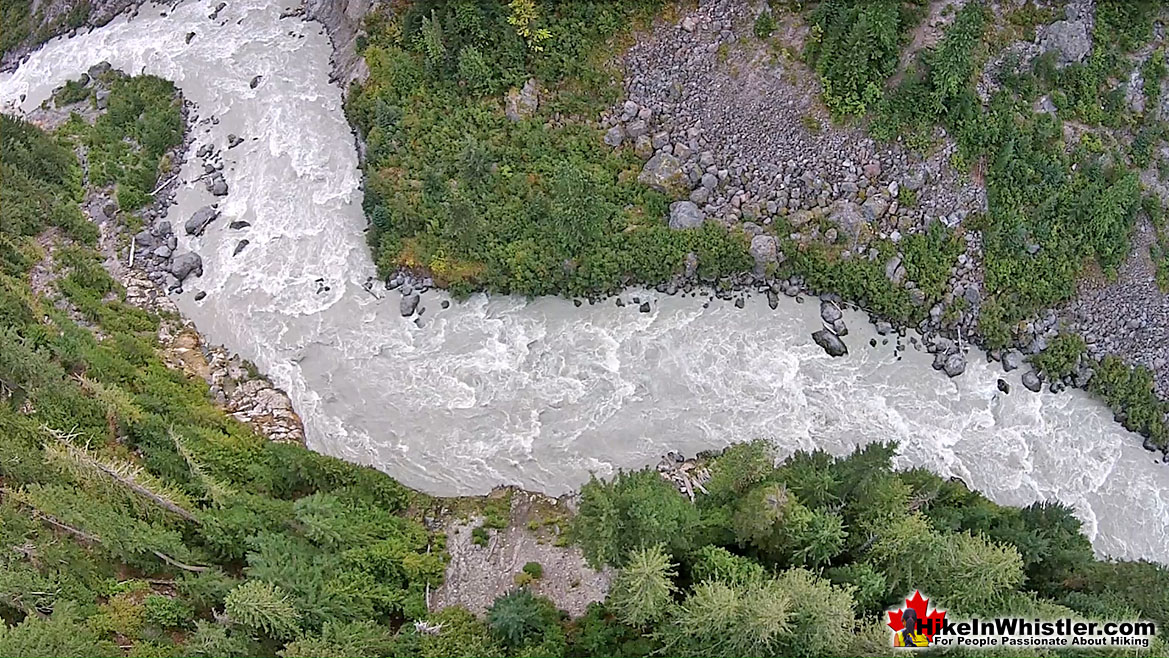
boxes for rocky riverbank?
[300,0,371,93]
[0,0,144,73]
[586,0,1169,456]
[32,65,305,445]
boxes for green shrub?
[1095,0,1157,52]
[1089,356,1169,450]
[575,469,700,567]
[900,222,963,301]
[785,241,920,324]
[472,526,490,547]
[753,11,776,40]
[522,561,544,579]
[1030,333,1086,379]
[1142,49,1166,106]
[690,545,767,587]
[143,595,194,629]
[52,77,91,107]
[486,588,562,649]
[1005,0,1058,41]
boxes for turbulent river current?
[3,0,1168,562]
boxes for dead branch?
[42,426,201,525]
[149,175,179,197]
[151,550,210,572]
[31,509,102,544]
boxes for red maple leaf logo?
[887,591,947,641]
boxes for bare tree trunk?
[32,510,102,544]
[86,457,201,524]
[19,500,208,573]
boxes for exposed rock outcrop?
[303,0,373,94]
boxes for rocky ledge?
[300,0,373,93]
[156,317,305,444]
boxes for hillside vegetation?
[346,0,752,297]
[802,0,1169,449]
[4,1,1169,656]
[566,441,1169,657]
[1,88,442,657]
[1,96,1167,657]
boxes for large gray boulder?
[170,252,203,282]
[185,206,219,236]
[633,135,654,159]
[789,209,814,227]
[826,200,865,240]
[1039,20,1091,66]
[861,194,889,222]
[942,352,966,378]
[1022,369,1043,392]
[603,125,625,147]
[505,78,539,121]
[668,200,705,230]
[625,119,649,138]
[812,328,848,357]
[1002,350,1023,372]
[820,299,842,324]
[749,234,781,274]
[400,292,420,317]
[87,61,112,79]
[134,229,156,248]
[639,153,687,196]
[903,170,926,191]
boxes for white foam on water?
[4,0,1169,563]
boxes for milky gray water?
[3,0,1168,562]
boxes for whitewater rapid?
[3,0,1168,562]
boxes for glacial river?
[3,0,1168,562]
